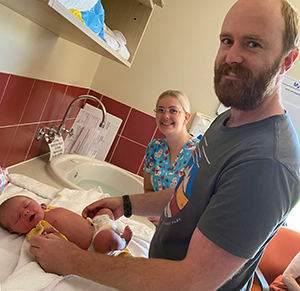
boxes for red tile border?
[0,72,9,104]
[0,75,34,126]
[101,95,131,134]
[122,108,157,146]
[5,123,44,167]
[21,79,53,124]
[0,73,157,175]
[109,137,146,174]
[42,83,67,122]
[0,126,18,167]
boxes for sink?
[47,154,143,196]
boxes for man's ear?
[40,203,47,210]
[283,47,299,73]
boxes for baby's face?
[2,196,45,234]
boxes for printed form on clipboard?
[64,103,122,161]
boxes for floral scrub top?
[0,167,9,194]
[144,137,200,191]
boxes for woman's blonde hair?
[156,90,191,113]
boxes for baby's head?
[0,195,47,235]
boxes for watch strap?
[122,195,132,218]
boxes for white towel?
[0,174,154,291]
[103,24,130,60]
[58,0,98,11]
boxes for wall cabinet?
[0,0,164,67]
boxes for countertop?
[8,154,64,190]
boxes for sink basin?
[47,154,143,196]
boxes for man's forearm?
[282,275,300,291]
[73,251,185,291]
[30,223,246,291]
[130,188,173,217]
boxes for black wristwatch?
[122,195,132,218]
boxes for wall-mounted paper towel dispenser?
[189,112,214,138]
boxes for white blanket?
[0,174,154,291]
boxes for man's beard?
[214,57,283,111]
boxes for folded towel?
[8,173,59,200]
[58,0,98,11]
[103,23,130,60]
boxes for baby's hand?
[148,217,160,226]
[42,226,59,235]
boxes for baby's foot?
[121,225,133,248]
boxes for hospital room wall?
[91,0,300,118]
[1,1,300,174]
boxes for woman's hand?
[82,197,124,220]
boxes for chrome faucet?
[37,94,107,143]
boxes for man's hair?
[281,0,299,55]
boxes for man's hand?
[29,233,82,275]
[82,197,124,220]
[148,217,160,226]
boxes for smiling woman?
[143,90,200,225]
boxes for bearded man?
[29,1,300,290]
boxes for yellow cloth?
[44,205,56,212]
[115,248,134,257]
[26,206,68,241]
[26,220,68,241]
[69,9,84,23]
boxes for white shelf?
[0,0,163,67]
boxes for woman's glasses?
[154,107,184,115]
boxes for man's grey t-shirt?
[150,110,300,290]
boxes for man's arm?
[142,171,161,225]
[29,226,246,291]
[282,253,300,291]
[143,171,154,192]
[82,188,174,220]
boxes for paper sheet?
[64,103,122,160]
[49,136,65,161]
[282,74,300,139]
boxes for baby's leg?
[93,229,124,253]
[121,225,133,247]
[93,226,133,253]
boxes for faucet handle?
[36,125,56,143]
[61,127,74,137]
[67,128,74,137]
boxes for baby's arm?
[45,208,95,250]
[42,226,59,235]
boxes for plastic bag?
[81,0,105,40]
